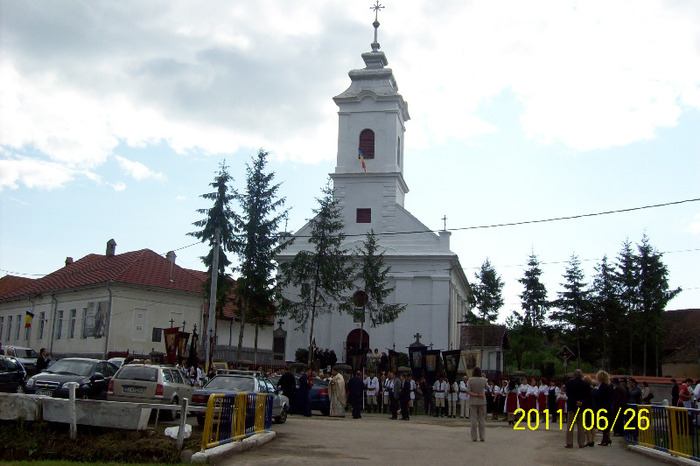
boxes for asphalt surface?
[219,412,665,465]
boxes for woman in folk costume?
[517,378,529,411]
[527,378,538,412]
[459,375,470,419]
[505,379,519,425]
[538,379,548,414]
[447,379,459,418]
[556,384,568,415]
[491,380,501,420]
[485,379,495,416]
[499,380,508,415]
[547,380,559,421]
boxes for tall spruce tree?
[636,235,681,375]
[355,231,406,326]
[518,252,549,369]
[615,239,640,373]
[590,255,623,371]
[551,254,590,363]
[470,258,504,353]
[233,149,290,362]
[188,161,238,349]
[279,182,355,365]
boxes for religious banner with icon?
[163,327,180,365]
[409,346,426,380]
[424,350,441,386]
[460,350,481,377]
[442,349,461,385]
[177,331,190,361]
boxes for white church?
[278,19,472,364]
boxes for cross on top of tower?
[370,1,385,52]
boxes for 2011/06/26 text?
[512,407,650,431]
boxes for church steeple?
[331,4,410,214]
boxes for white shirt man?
[433,377,447,417]
[365,373,380,412]
[459,377,470,419]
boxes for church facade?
[278,28,472,365]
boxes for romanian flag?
[25,311,34,328]
[358,150,367,173]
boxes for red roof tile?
[0,249,207,300]
[0,275,35,297]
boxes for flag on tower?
[25,311,34,328]
[358,150,367,173]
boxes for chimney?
[65,257,73,267]
[166,251,176,282]
[106,239,117,257]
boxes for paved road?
[221,413,664,465]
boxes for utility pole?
[205,228,220,372]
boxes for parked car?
[24,358,118,399]
[191,371,289,426]
[270,374,330,416]
[107,364,195,420]
[0,355,27,393]
[0,345,38,376]
[107,357,126,368]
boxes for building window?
[356,208,371,223]
[152,327,162,343]
[39,312,45,340]
[69,309,77,339]
[0,317,3,341]
[6,316,12,341]
[56,310,63,340]
[359,129,375,159]
[15,314,21,340]
[24,323,30,341]
[81,308,88,339]
[397,136,401,166]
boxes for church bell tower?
[330,6,410,234]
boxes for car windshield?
[204,376,255,392]
[15,348,38,358]
[116,366,158,382]
[45,359,94,376]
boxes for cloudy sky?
[1,0,699,322]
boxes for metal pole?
[205,228,221,373]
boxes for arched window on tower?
[397,136,401,166]
[359,129,375,159]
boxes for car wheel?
[320,406,330,416]
[275,407,288,424]
[80,392,90,400]
[16,384,25,394]
[163,397,179,421]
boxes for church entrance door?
[346,329,369,370]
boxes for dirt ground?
[219,412,665,465]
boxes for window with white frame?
[6,316,12,341]
[56,310,63,340]
[39,312,45,340]
[15,314,20,340]
[69,309,76,339]
[132,308,147,341]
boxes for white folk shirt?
[365,376,379,396]
[493,385,501,397]
[433,380,447,399]
[527,385,538,397]
[458,380,469,400]
[447,382,459,401]
[539,384,548,396]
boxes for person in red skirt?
[557,384,568,418]
[506,379,519,425]
[538,378,548,414]
[518,378,529,412]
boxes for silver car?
[107,364,195,420]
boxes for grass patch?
[0,419,202,463]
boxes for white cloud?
[108,181,127,192]
[114,155,165,181]
[0,156,79,191]
[0,0,699,192]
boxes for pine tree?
[355,231,406,327]
[551,254,590,364]
[471,258,505,324]
[636,235,681,375]
[278,182,355,365]
[517,252,549,370]
[188,161,238,351]
[233,149,291,363]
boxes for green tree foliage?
[354,231,406,326]
[470,258,505,325]
[636,235,681,375]
[279,182,355,365]
[614,239,641,373]
[590,254,624,371]
[551,254,590,363]
[188,161,238,335]
[233,149,291,362]
[515,252,549,370]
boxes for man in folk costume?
[447,379,459,418]
[328,368,347,417]
[433,375,447,417]
[459,375,470,419]
[538,379,548,414]
[365,371,380,413]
